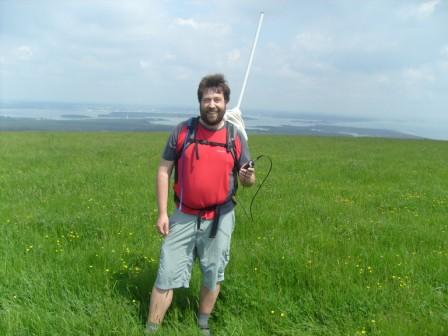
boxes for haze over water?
[1,101,446,140]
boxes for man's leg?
[197,211,235,334]
[199,283,221,314]
[198,283,220,335]
[147,287,173,325]
[146,210,196,331]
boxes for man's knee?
[153,287,172,294]
[152,287,173,299]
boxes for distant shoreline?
[0,115,423,139]
[2,102,444,140]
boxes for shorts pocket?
[168,210,180,229]
[218,249,231,274]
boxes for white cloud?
[403,67,435,83]
[227,49,240,63]
[399,0,440,20]
[173,17,230,35]
[417,0,440,17]
[175,18,199,29]
[294,32,333,52]
[441,45,448,57]
[15,45,33,60]
[171,65,193,80]
[164,53,176,61]
[139,60,149,69]
[374,74,390,83]
[441,62,448,71]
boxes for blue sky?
[1,0,447,138]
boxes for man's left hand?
[239,167,256,187]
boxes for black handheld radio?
[241,160,255,169]
[242,160,255,169]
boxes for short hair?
[197,74,230,103]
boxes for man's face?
[199,88,226,126]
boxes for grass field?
[0,132,447,336]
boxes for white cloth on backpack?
[224,106,248,141]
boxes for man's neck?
[198,118,225,130]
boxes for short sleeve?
[162,122,185,161]
[236,128,251,167]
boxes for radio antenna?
[236,11,264,109]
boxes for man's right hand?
[156,213,170,236]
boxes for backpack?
[174,116,240,237]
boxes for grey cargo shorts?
[155,208,235,291]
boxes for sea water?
[0,101,446,140]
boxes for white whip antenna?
[224,12,264,140]
[236,11,264,109]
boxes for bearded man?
[145,74,255,335]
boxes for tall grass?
[0,132,447,335]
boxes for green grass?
[0,132,447,335]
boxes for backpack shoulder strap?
[174,116,199,194]
[187,116,199,144]
[178,117,199,156]
[226,121,239,166]
[225,121,237,152]
[225,121,240,196]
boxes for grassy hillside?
[0,132,447,335]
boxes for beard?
[199,105,226,126]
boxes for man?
[145,74,255,335]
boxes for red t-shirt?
[163,119,251,219]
